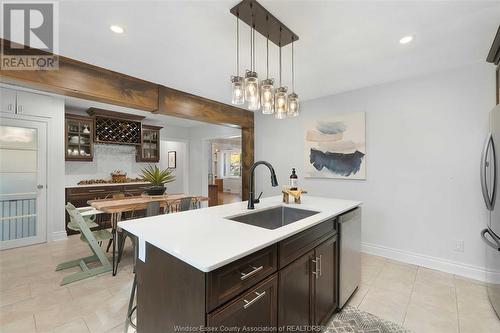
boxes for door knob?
[37,185,44,189]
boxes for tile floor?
[0,236,499,333]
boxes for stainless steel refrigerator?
[480,104,500,318]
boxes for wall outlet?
[454,240,464,252]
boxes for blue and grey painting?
[310,148,365,177]
[308,120,365,177]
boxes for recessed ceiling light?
[399,35,413,44]
[110,25,124,34]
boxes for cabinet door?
[207,274,277,330]
[16,91,53,115]
[313,236,337,325]
[0,87,16,113]
[278,250,314,329]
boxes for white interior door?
[0,118,47,249]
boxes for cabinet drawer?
[206,245,277,312]
[279,219,336,268]
[123,184,149,196]
[207,274,278,329]
[67,186,122,196]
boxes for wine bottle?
[290,168,298,191]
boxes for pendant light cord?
[291,40,294,92]
[266,37,269,79]
[279,46,282,87]
[236,16,239,76]
[250,12,253,72]
[252,26,256,71]
[279,27,282,87]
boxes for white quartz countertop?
[65,182,150,188]
[118,195,361,272]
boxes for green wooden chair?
[56,203,113,285]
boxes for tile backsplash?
[65,144,154,186]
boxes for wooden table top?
[88,194,208,214]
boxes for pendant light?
[244,11,260,110]
[231,15,244,105]
[287,39,299,117]
[260,34,274,114]
[229,1,300,118]
[274,35,288,119]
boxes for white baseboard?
[361,242,487,282]
[51,231,68,241]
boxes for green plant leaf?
[140,164,176,186]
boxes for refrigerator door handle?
[490,134,497,210]
[481,133,494,210]
[481,228,500,251]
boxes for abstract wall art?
[305,112,366,179]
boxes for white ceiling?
[53,1,500,106]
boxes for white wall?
[159,140,187,194]
[255,63,496,280]
[188,124,241,196]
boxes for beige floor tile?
[459,305,500,333]
[83,293,129,333]
[104,322,135,333]
[359,286,411,324]
[0,306,34,327]
[11,287,73,314]
[34,289,113,332]
[48,318,90,333]
[404,302,458,333]
[346,284,369,308]
[409,288,457,315]
[0,284,31,307]
[371,262,416,295]
[415,267,455,287]
[0,314,36,333]
[361,253,386,266]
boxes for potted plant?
[140,164,175,195]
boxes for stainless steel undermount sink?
[226,206,320,230]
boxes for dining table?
[88,193,209,275]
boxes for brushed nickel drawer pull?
[243,291,266,309]
[88,189,106,192]
[312,257,320,279]
[319,255,322,277]
[240,265,263,280]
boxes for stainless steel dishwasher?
[338,207,361,308]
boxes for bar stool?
[124,201,160,333]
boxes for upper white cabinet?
[0,87,16,113]
[16,91,54,116]
[0,88,56,116]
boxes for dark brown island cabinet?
[136,218,340,332]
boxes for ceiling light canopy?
[399,35,413,44]
[110,25,124,34]
[230,0,300,119]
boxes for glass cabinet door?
[139,127,160,162]
[66,115,93,161]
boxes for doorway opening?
[208,136,242,206]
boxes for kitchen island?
[119,196,361,332]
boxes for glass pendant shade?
[287,92,299,117]
[231,76,244,105]
[274,87,288,119]
[244,71,260,110]
[260,79,274,114]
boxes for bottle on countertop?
[289,168,298,191]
